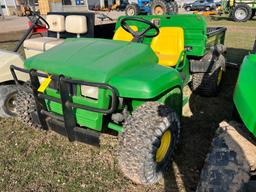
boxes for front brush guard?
[10,65,118,143]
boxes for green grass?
[0,16,256,192]
[0,119,132,192]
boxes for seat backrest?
[65,15,88,37]
[113,26,138,42]
[46,15,65,33]
[151,27,184,56]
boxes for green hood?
[25,38,157,82]
[25,38,182,98]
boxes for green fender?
[109,64,183,99]
[233,54,256,137]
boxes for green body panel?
[25,38,182,99]
[45,88,107,130]
[115,14,208,56]
[131,87,182,116]
[233,54,256,137]
[236,0,256,8]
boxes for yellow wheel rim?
[156,130,172,163]
[217,69,223,86]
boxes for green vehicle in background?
[233,40,256,137]
[11,14,226,184]
[220,0,256,22]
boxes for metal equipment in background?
[219,0,256,22]
[124,0,178,16]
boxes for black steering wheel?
[27,11,50,29]
[120,17,159,42]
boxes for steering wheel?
[120,17,159,42]
[27,11,50,29]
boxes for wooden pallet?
[39,0,62,15]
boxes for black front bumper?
[10,65,118,145]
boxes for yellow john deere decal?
[38,76,52,93]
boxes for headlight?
[81,85,99,100]
[39,77,46,84]
[38,71,48,84]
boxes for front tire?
[16,84,41,128]
[197,126,250,191]
[231,4,252,22]
[118,102,181,185]
[0,85,18,117]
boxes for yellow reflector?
[37,76,52,93]
[217,70,223,86]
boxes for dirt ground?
[0,16,255,192]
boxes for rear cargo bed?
[206,27,226,49]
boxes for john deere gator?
[11,14,226,184]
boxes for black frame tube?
[252,39,256,54]
[29,69,48,129]
[207,27,227,38]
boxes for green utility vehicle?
[220,0,256,22]
[11,14,226,184]
[233,40,256,137]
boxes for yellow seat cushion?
[155,53,180,67]
[151,27,184,67]
[113,26,138,42]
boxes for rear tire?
[16,84,41,128]
[125,3,140,16]
[0,85,18,118]
[191,68,223,97]
[231,4,252,22]
[151,0,172,15]
[191,54,225,97]
[118,102,181,185]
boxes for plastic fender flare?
[190,44,226,73]
[157,86,183,116]
[0,50,28,84]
